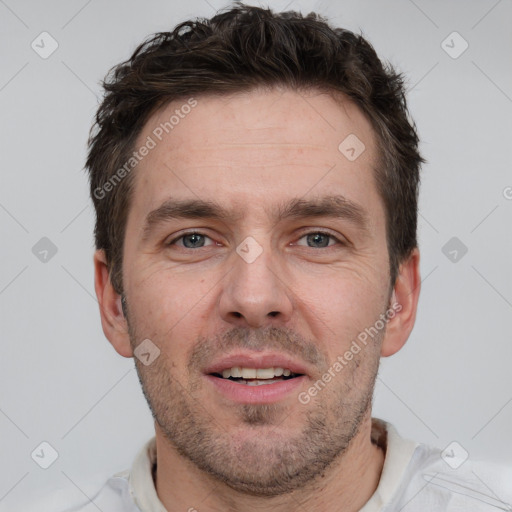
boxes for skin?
[94,87,421,512]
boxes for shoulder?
[371,420,512,511]
[398,442,512,510]
[61,471,142,512]
[61,436,160,512]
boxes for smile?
[212,366,303,386]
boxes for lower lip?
[205,375,307,404]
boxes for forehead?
[128,88,381,223]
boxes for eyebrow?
[142,198,240,241]
[141,194,370,241]
[274,195,369,230]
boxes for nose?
[218,239,294,328]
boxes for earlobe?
[93,249,133,358]
[381,248,421,357]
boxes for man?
[74,2,511,511]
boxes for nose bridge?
[238,237,277,291]
[219,234,293,326]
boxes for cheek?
[127,267,214,348]
[292,267,388,352]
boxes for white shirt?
[66,418,512,511]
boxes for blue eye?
[182,233,205,248]
[167,230,342,250]
[169,232,214,248]
[296,232,339,248]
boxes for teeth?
[223,367,243,378]
[245,379,281,386]
[256,368,275,379]
[219,367,294,379]
[241,368,257,379]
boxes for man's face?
[121,88,392,495]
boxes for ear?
[381,248,421,357]
[93,249,133,358]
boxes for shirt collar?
[361,418,419,511]
[127,435,166,511]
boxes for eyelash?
[166,230,344,249]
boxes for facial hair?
[127,315,383,497]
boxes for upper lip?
[204,352,310,376]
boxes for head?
[91,2,422,496]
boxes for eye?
[167,231,215,249]
[295,231,341,248]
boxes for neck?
[154,413,385,512]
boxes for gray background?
[1,0,511,510]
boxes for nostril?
[229,310,279,320]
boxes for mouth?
[204,353,309,404]
[210,366,304,386]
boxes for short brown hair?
[87,2,423,294]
